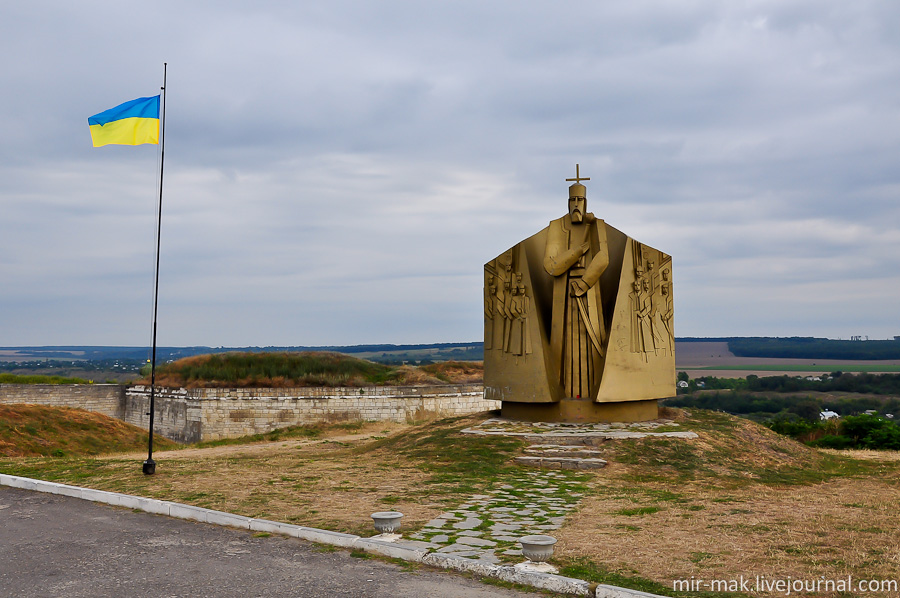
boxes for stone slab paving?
[411,417,702,562]
[514,455,608,469]
[462,417,698,443]
[408,469,588,564]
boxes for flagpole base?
[142,458,156,475]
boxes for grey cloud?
[1,0,899,345]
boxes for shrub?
[862,424,900,450]
[808,435,855,450]
[840,414,891,444]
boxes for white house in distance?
[820,410,840,421]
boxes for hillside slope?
[0,405,175,457]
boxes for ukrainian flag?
[88,96,160,147]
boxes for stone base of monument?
[514,444,608,469]
[501,397,659,424]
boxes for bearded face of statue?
[569,195,586,223]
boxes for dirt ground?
[557,463,900,590]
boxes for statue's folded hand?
[569,278,589,297]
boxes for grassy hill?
[0,404,175,458]
[0,373,92,384]
[136,351,483,388]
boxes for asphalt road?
[0,486,545,598]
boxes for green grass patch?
[559,557,703,597]
[752,451,886,486]
[332,421,367,431]
[0,373,93,384]
[357,416,526,489]
[616,524,642,531]
[185,424,323,450]
[616,506,662,516]
[616,437,702,479]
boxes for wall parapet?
[127,384,483,399]
[0,384,124,418]
[124,384,494,443]
[0,383,497,444]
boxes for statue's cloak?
[484,216,675,404]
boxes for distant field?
[6,341,900,381]
[675,341,900,377]
[691,364,900,373]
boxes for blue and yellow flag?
[88,96,160,147]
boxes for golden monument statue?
[484,165,674,422]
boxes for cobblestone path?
[408,469,588,564]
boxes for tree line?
[728,336,900,360]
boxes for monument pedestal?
[500,398,659,424]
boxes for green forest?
[727,336,900,360]
[666,372,900,450]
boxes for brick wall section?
[0,384,123,418]
[125,384,496,442]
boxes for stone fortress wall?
[0,384,123,418]
[0,383,495,444]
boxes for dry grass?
[3,406,899,594]
[0,404,176,457]
[558,476,900,590]
[89,421,445,534]
[420,361,484,383]
[1,413,521,537]
[822,448,900,462]
[554,410,900,594]
[132,441,442,535]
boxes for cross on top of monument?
[566,164,590,185]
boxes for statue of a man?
[543,181,609,399]
[483,165,674,422]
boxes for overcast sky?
[1,0,898,347]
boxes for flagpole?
[143,63,167,476]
